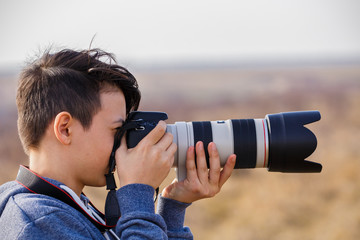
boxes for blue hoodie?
[0,169,193,239]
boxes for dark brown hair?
[16,48,141,154]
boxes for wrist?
[117,173,160,189]
[157,194,191,231]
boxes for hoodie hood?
[0,180,27,216]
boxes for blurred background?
[1,1,360,239]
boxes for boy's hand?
[115,121,177,189]
[162,141,236,203]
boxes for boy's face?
[72,89,126,187]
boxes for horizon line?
[1,55,360,75]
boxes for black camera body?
[126,110,321,181]
[126,111,168,149]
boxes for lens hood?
[266,111,322,173]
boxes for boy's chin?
[87,177,107,188]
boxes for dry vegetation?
[1,64,359,240]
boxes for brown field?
[1,63,359,240]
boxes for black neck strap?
[16,165,114,233]
[104,119,142,226]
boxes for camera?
[126,111,322,181]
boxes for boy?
[0,48,236,239]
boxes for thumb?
[162,179,178,195]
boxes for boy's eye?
[114,125,123,132]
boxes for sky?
[0,0,359,68]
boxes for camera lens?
[166,111,321,181]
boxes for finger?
[185,146,198,180]
[208,142,221,185]
[141,120,167,145]
[166,142,177,155]
[164,142,177,167]
[219,154,236,187]
[195,141,208,182]
[156,132,174,150]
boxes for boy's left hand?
[162,141,236,203]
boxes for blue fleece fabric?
[0,174,193,239]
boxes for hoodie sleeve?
[116,184,193,240]
[157,195,193,240]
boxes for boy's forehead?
[99,90,126,115]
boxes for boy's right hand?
[115,121,177,189]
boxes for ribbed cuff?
[117,184,155,215]
[157,195,191,231]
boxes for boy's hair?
[16,48,141,154]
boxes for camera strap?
[15,165,114,233]
[104,122,128,226]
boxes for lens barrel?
[126,111,321,181]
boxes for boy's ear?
[54,112,73,145]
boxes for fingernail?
[158,121,166,128]
[189,146,195,153]
[210,142,216,151]
[231,155,237,163]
